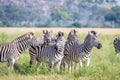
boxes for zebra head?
[67,29,78,41]
[114,37,120,44]
[26,32,34,39]
[55,32,65,53]
[30,36,43,46]
[85,31,102,49]
[24,32,38,46]
[43,30,53,45]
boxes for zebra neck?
[17,38,29,53]
[68,40,79,46]
[82,42,93,54]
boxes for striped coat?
[61,30,80,72]
[62,30,102,72]
[29,30,55,65]
[0,32,35,70]
[36,32,65,72]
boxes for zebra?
[42,30,54,45]
[79,31,102,67]
[36,31,65,72]
[63,30,102,72]
[113,37,120,56]
[29,30,55,65]
[61,29,80,72]
[0,32,35,70]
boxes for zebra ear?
[89,31,94,36]
[43,30,46,34]
[70,30,74,35]
[90,30,97,35]
[74,29,78,35]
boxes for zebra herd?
[0,29,119,72]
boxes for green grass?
[0,31,120,80]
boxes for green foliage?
[105,6,120,27]
[71,22,81,28]
[0,0,119,27]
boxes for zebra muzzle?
[97,43,102,49]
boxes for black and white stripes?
[29,30,54,65]
[79,31,102,67]
[62,30,80,72]
[61,30,102,72]
[36,32,65,72]
[0,30,103,72]
[0,32,35,70]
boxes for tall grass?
[0,31,120,80]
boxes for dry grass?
[0,28,120,34]
[0,75,70,80]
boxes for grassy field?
[0,28,120,80]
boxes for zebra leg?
[29,52,37,65]
[71,61,73,72]
[49,63,54,73]
[60,60,66,72]
[29,57,36,66]
[56,60,61,71]
[74,62,77,71]
[8,58,15,70]
[79,59,83,67]
[86,57,90,66]
[68,61,72,72]
[68,61,70,72]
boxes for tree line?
[0,0,119,28]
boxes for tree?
[105,6,120,27]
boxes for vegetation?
[0,0,119,28]
[0,28,120,80]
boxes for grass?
[0,28,120,80]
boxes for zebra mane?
[13,32,34,41]
[57,32,64,37]
[84,30,97,42]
